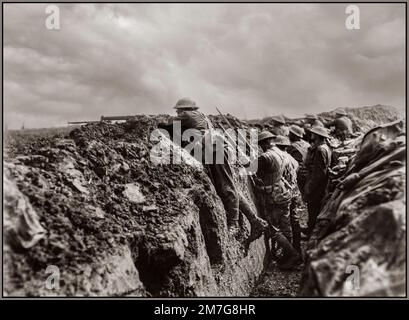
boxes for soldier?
[288,125,309,164]
[270,115,289,136]
[305,114,324,128]
[327,109,353,141]
[303,115,323,144]
[304,126,332,237]
[287,125,311,195]
[271,135,291,151]
[271,135,303,254]
[255,132,301,269]
[173,98,268,241]
[255,132,292,241]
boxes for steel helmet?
[335,109,347,116]
[272,135,291,146]
[289,125,304,138]
[309,126,331,139]
[174,97,199,110]
[258,131,276,143]
[270,115,286,125]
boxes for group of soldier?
[169,97,354,270]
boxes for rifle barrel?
[215,121,256,186]
[68,115,136,125]
[68,120,100,124]
[216,107,258,155]
[101,115,135,121]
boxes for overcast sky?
[4,3,406,129]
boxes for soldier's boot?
[248,217,269,242]
[271,229,302,270]
[279,253,303,271]
[238,196,268,242]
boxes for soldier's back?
[177,110,210,131]
[259,147,286,184]
[290,139,310,163]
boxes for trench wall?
[4,120,267,297]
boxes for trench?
[3,110,405,297]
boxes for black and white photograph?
[2,1,407,300]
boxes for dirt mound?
[244,104,403,133]
[208,114,249,128]
[4,117,267,297]
[300,120,406,296]
[320,104,403,133]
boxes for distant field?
[3,125,80,157]
[5,125,78,137]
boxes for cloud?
[3,3,405,128]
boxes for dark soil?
[4,117,212,295]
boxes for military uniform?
[175,110,209,132]
[304,141,332,234]
[256,132,302,269]
[177,109,239,224]
[287,139,310,165]
[174,98,267,239]
[287,126,311,196]
[256,146,295,242]
[285,152,302,253]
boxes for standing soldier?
[327,109,353,141]
[287,125,311,196]
[255,132,292,241]
[304,126,332,237]
[255,132,301,269]
[173,98,268,241]
[303,115,324,144]
[287,125,310,164]
[272,135,303,254]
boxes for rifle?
[213,121,257,185]
[68,115,136,125]
[215,107,258,157]
[67,120,100,125]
